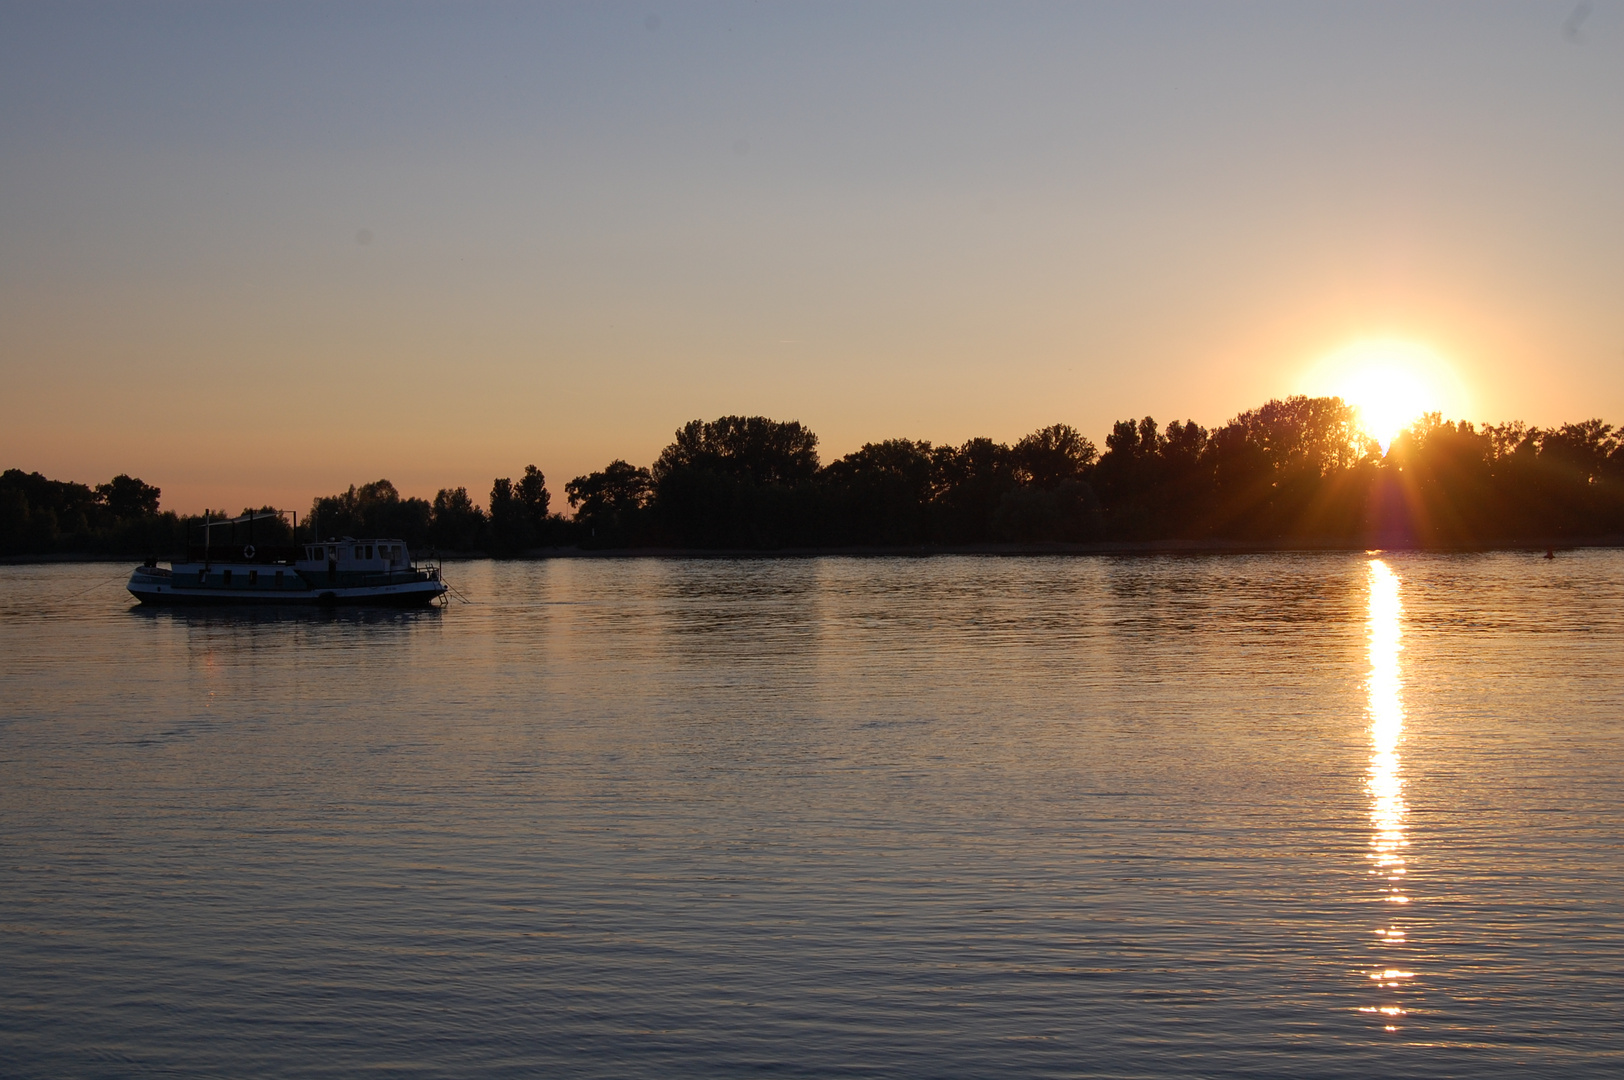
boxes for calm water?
[3,552,1623,1078]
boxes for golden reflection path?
[1359,559,1415,1031]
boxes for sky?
[2,1,1621,514]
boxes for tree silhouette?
[430,487,485,550]
[650,417,821,547]
[96,475,161,519]
[17,395,1624,557]
[566,460,653,546]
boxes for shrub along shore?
[7,396,1624,559]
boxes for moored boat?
[127,511,447,606]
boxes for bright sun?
[1302,340,1465,451]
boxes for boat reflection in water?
[1361,558,1416,1030]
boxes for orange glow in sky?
[1301,341,1470,450]
[0,6,1619,513]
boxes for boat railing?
[357,565,441,586]
[405,560,442,581]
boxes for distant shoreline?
[16,538,1620,567]
[14,528,1624,569]
[480,537,1624,559]
[13,404,1624,560]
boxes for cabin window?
[355,545,363,559]
[275,570,285,586]
[248,570,259,586]
[223,569,233,585]
[365,545,374,559]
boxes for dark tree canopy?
[1,468,180,556]
[1011,424,1098,488]
[643,417,823,548]
[12,396,1624,557]
[429,487,485,550]
[819,439,939,546]
[96,475,161,519]
[517,465,551,519]
[310,480,432,546]
[489,466,555,553]
[1210,395,1373,477]
[653,416,820,486]
[566,460,653,547]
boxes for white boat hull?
[127,566,447,606]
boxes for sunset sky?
[3,1,1622,513]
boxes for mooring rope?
[60,574,129,601]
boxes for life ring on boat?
[242,544,256,559]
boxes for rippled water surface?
[3,552,1623,1078]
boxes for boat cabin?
[130,508,446,606]
[298,541,414,572]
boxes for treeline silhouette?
[561,402,1624,549]
[1,470,183,556]
[6,396,1624,557]
[0,469,308,557]
[305,469,567,556]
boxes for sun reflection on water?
[1362,558,1414,1029]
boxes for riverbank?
[457,535,1624,559]
[10,535,1622,566]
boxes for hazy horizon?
[4,2,1622,514]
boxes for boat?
[127,510,448,606]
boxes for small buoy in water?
[1544,548,1555,560]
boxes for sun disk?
[1302,341,1466,451]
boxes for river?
[3,552,1621,1077]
